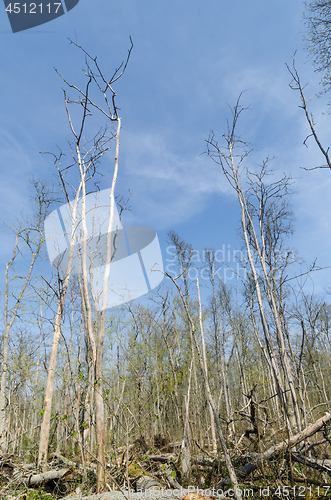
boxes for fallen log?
[136,475,164,491]
[148,454,175,463]
[60,491,181,500]
[0,458,41,484]
[292,476,331,486]
[28,467,70,485]
[60,489,200,500]
[149,453,261,468]
[128,463,164,491]
[20,463,36,470]
[218,412,331,486]
[290,452,331,477]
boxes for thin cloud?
[119,129,235,228]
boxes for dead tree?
[287,56,331,171]
[166,271,241,500]
[38,38,133,495]
[218,411,331,485]
[206,96,302,434]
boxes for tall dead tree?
[166,271,241,500]
[206,95,302,434]
[38,39,133,493]
[38,153,86,469]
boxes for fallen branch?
[28,467,70,485]
[218,412,331,485]
[290,452,331,477]
[148,454,175,463]
[163,467,182,489]
[292,476,331,486]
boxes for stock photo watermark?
[165,245,247,284]
[165,245,296,284]
[3,0,80,32]
[130,484,324,498]
[44,188,164,310]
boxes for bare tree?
[38,157,85,468]
[38,39,133,493]
[166,271,241,500]
[287,56,331,171]
[303,0,331,93]
[206,96,301,434]
[0,180,51,453]
[204,249,234,441]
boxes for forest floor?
[2,445,331,500]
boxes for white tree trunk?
[38,187,82,468]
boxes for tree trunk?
[0,325,10,453]
[167,273,241,500]
[38,285,69,468]
[38,187,82,467]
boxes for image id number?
[5,2,62,14]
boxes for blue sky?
[1,0,331,300]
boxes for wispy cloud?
[119,129,235,228]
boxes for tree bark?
[28,468,70,485]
